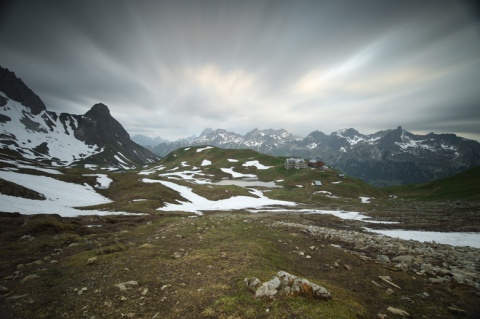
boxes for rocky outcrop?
[275,222,480,290]
[245,271,332,301]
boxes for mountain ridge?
[143,126,480,186]
[0,66,160,168]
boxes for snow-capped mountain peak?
[0,66,159,168]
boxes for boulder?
[246,271,331,301]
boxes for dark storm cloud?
[0,0,479,141]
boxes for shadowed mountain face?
[149,126,480,186]
[0,66,46,115]
[0,66,159,168]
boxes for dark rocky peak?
[0,66,46,115]
[334,128,361,139]
[304,130,327,141]
[199,128,214,137]
[378,126,410,149]
[85,103,110,118]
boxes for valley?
[1,145,479,318]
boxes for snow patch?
[0,171,130,217]
[201,159,212,166]
[142,178,296,215]
[242,160,272,170]
[83,174,113,189]
[221,167,257,179]
[364,228,480,248]
[196,146,213,152]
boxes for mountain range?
[136,127,480,186]
[2,64,479,186]
[0,66,159,168]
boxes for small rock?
[120,296,128,301]
[87,257,98,265]
[139,243,155,249]
[173,252,183,259]
[392,255,414,264]
[376,255,390,263]
[448,306,467,315]
[343,264,351,271]
[160,284,171,291]
[20,274,40,284]
[385,288,394,295]
[115,281,139,291]
[255,276,281,299]
[0,285,10,294]
[387,306,410,317]
[141,288,148,296]
[244,277,262,292]
[78,287,86,296]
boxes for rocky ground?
[0,210,479,318]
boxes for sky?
[1,0,479,141]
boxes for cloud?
[0,0,479,141]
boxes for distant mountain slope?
[150,126,480,186]
[391,165,480,201]
[131,134,170,147]
[0,66,160,168]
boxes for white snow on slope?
[201,159,212,166]
[360,197,371,203]
[0,95,102,164]
[83,174,112,189]
[221,167,257,178]
[0,171,129,217]
[196,146,213,152]
[242,160,272,169]
[364,228,480,248]
[142,178,296,215]
[0,159,63,175]
[158,169,209,182]
[227,159,239,162]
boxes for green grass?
[389,165,480,201]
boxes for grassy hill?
[158,146,389,207]
[389,165,480,201]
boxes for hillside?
[1,146,480,318]
[390,165,480,201]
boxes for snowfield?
[364,228,480,249]
[0,171,130,217]
[0,95,103,164]
[142,178,297,215]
